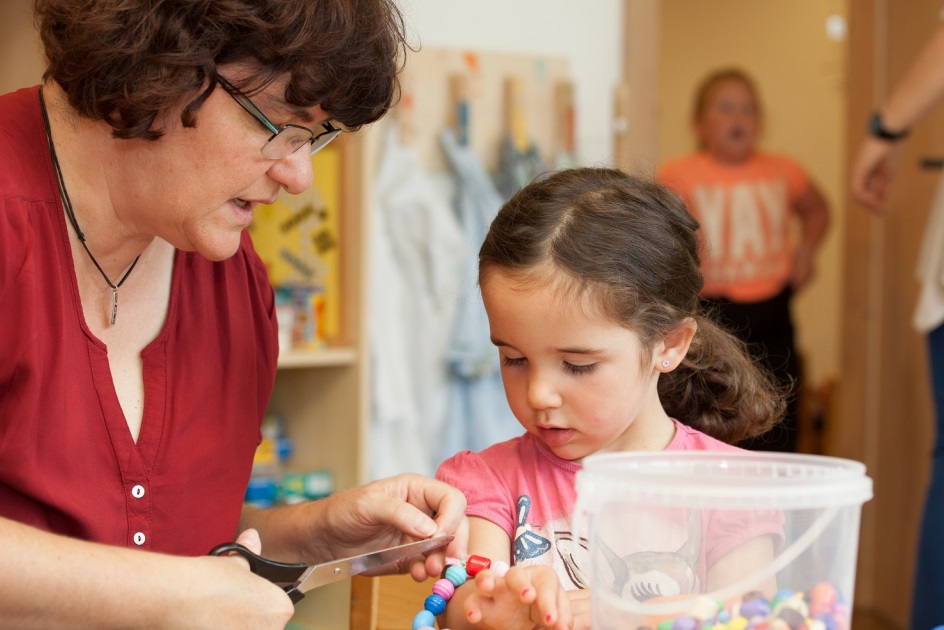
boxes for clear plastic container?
[574,451,873,629]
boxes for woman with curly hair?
[0,1,466,627]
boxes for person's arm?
[0,517,293,630]
[443,517,573,630]
[239,473,468,581]
[851,25,944,211]
[706,534,778,597]
[791,181,830,290]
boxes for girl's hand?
[463,565,573,630]
[790,247,815,290]
[565,588,593,630]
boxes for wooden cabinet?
[264,132,373,629]
[267,132,371,493]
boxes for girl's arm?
[791,180,830,290]
[706,534,778,599]
[442,517,573,630]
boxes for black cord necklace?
[39,87,140,325]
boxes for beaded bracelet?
[411,554,509,630]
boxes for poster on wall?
[248,146,342,349]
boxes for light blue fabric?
[438,129,521,463]
[368,124,466,479]
[493,134,547,202]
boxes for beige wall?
[658,0,848,386]
[0,1,44,92]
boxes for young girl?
[436,168,786,629]
[657,68,830,453]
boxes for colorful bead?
[491,560,510,577]
[444,564,467,587]
[424,594,447,616]
[466,555,491,577]
[432,578,455,600]
[687,596,720,621]
[415,554,494,629]
[740,597,771,619]
[643,586,849,630]
[671,616,698,630]
[412,610,435,629]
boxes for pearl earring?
[661,360,671,368]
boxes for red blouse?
[0,86,279,556]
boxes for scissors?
[209,535,454,603]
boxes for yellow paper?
[248,146,341,343]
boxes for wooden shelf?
[277,346,358,369]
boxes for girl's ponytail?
[659,314,786,444]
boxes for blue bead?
[424,593,447,615]
[445,564,467,587]
[412,610,436,630]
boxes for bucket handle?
[574,501,840,617]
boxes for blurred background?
[3,1,940,628]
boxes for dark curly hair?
[479,167,785,444]
[34,0,409,140]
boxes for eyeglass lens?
[261,123,340,159]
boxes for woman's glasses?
[217,75,340,160]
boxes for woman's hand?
[463,565,573,630]
[175,528,295,630]
[306,474,468,581]
[0,519,295,630]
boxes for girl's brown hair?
[479,168,784,444]
[34,0,409,140]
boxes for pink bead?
[491,560,510,577]
[432,578,456,600]
[445,556,462,566]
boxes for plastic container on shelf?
[574,451,873,630]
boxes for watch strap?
[869,111,909,142]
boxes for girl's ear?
[655,318,697,372]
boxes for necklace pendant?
[111,287,118,325]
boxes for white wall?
[399,0,624,165]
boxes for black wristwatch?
[868,111,909,142]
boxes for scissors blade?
[295,535,454,593]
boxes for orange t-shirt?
[657,152,809,303]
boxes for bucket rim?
[576,451,873,509]
[581,450,867,471]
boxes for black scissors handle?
[209,542,309,603]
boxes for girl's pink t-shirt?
[437,420,784,591]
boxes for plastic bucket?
[574,451,873,629]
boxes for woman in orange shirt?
[658,68,830,452]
